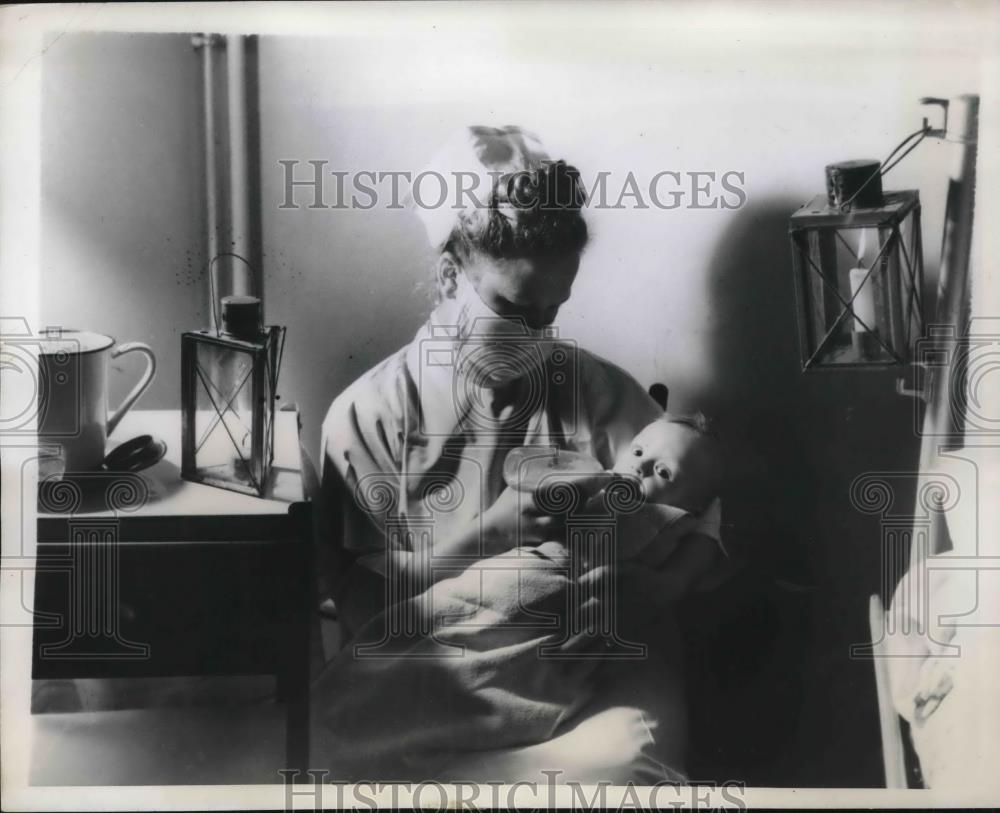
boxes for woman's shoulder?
[573,346,657,412]
[574,346,642,386]
[321,346,413,463]
[562,346,661,462]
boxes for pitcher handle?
[107,342,157,436]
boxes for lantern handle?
[208,252,256,335]
[839,98,953,213]
[838,124,931,211]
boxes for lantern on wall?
[789,159,925,370]
[181,255,286,496]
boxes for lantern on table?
[789,159,925,370]
[181,255,286,496]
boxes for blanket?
[309,540,671,780]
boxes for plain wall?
[40,31,208,410]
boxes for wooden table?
[32,409,312,775]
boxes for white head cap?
[411,125,553,250]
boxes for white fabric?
[409,125,551,249]
[888,449,1000,787]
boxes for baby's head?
[612,413,722,513]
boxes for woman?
[315,126,724,783]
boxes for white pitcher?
[37,329,156,473]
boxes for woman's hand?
[404,487,563,576]
[479,486,564,554]
[578,532,724,627]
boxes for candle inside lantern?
[848,229,876,333]
[849,267,877,332]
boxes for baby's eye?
[654,464,672,480]
[632,446,643,457]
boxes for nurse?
[318,125,724,780]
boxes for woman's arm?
[396,486,565,585]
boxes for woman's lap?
[330,559,690,784]
[438,645,688,785]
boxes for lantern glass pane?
[790,191,923,370]
[190,340,264,493]
[809,225,896,366]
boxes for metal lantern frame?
[789,189,925,371]
[181,324,284,497]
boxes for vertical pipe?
[243,36,265,312]
[227,34,252,297]
[195,34,220,327]
[935,95,979,341]
[915,95,979,556]
[200,37,219,278]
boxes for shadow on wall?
[680,199,922,786]
[679,199,816,786]
[696,197,815,572]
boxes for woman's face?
[451,252,580,332]
[438,251,580,387]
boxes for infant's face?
[612,419,713,511]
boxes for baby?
[593,413,722,567]
[505,412,723,566]
[605,412,723,566]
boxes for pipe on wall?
[194,33,258,317]
[193,33,220,311]
[226,34,252,298]
[914,95,979,561]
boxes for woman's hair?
[443,159,589,264]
